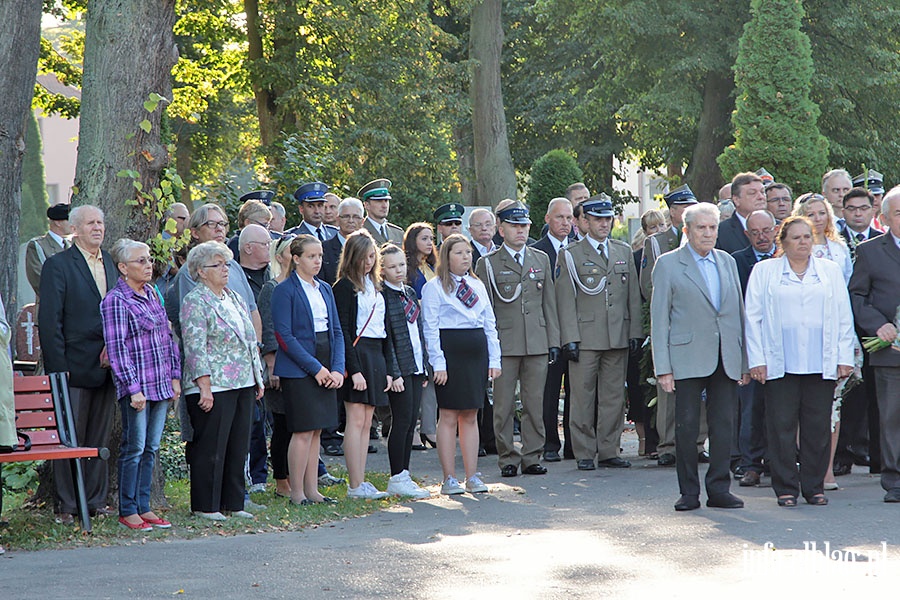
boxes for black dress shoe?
[323,444,344,456]
[698,451,710,464]
[483,445,498,456]
[707,493,744,509]
[852,454,871,467]
[576,459,595,471]
[657,453,676,467]
[367,444,378,454]
[832,462,852,476]
[739,471,760,487]
[597,457,631,468]
[411,443,427,451]
[884,489,900,503]
[522,464,547,475]
[501,465,518,477]
[674,495,701,511]
[478,446,487,457]
[543,450,561,462]
[732,466,747,479]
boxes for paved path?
[2,431,898,598]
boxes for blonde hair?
[436,234,478,295]
[337,229,381,292]
[270,234,297,279]
[793,194,842,244]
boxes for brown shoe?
[739,470,761,487]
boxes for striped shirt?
[101,277,181,401]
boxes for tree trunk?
[245,0,277,152]
[72,0,178,246]
[684,70,734,203]
[469,0,516,207]
[453,123,476,205]
[0,0,42,324]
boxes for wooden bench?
[0,373,109,533]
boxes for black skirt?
[435,328,489,411]
[282,332,339,432]
[341,337,390,407]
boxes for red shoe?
[118,516,152,531]
[142,516,172,529]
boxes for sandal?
[806,494,828,506]
[777,495,797,507]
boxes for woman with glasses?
[101,239,181,531]
[180,241,264,521]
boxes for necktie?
[381,225,387,240]
[455,277,479,308]
[316,227,324,242]
[514,252,521,265]
[856,232,865,242]
[598,243,605,260]
[400,291,420,324]
[759,253,771,261]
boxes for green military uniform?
[557,198,642,465]
[363,218,404,246]
[475,204,560,473]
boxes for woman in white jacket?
[745,216,855,508]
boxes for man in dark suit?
[38,205,119,522]
[468,208,497,263]
[716,172,766,255]
[837,187,885,476]
[321,198,364,286]
[849,187,900,502]
[651,202,749,511]
[533,197,575,461]
[729,210,776,487]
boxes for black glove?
[548,347,560,365]
[629,338,642,354]
[563,342,580,363]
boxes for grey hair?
[110,238,149,267]
[188,203,227,232]
[821,168,852,191]
[883,185,900,214]
[747,209,776,226]
[717,199,736,219]
[238,223,269,252]
[186,241,233,280]
[547,197,573,214]
[469,207,495,223]
[270,201,286,218]
[683,202,721,229]
[69,205,104,229]
[338,197,364,215]
[163,202,188,221]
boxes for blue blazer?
[271,274,345,378]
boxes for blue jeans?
[118,398,169,517]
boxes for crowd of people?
[8,165,900,538]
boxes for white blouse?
[776,261,825,375]
[356,277,386,339]
[297,273,329,333]
[421,273,501,371]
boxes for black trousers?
[835,361,880,471]
[186,387,254,513]
[765,374,833,499]
[542,357,572,456]
[387,374,425,475]
[54,382,116,513]
[271,412,290,480]
[674,360,736,499]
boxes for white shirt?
[356,277,386,339]
[47,230,67,249]
[777,260,825,374]
[421,274,501,371]
[367,217,387,237]
[892,233,900,250]
[502,243,526,264]
[296,273,329,332]
[385,281,425,374]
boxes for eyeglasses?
[747,227,775,238]
[126,257,153,265]
[442,220,463,227]
[338,214,363,221]
[843,205,873,213]
[469,222,494,229]
[767,196,792,204]
[202,220,228,230]
[202,263,229,270]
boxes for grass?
[0,469,400,552]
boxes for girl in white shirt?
[421,234,501,495]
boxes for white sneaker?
[441,476,465,495]
[387,471,431,499]
[245,499,267,511]
[193,511,227,521]
[248,483,267,494]
[318,472,346,487]
[465,473,488,494]
[229,510,255,519]
[347,482,389,500]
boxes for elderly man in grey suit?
[651,202,750,511]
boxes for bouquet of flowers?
[862,305,900,354]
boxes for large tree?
[719,0,827,192]
[72,0,178,244]
[0,0,43,324]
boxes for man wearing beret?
[475,202,560,477]
[285,182,338,240]
[25,203,73,304]
[359,179,404,245]
[557,195,643,470]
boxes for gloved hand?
[563,342,580,363]
[548,347,560,365]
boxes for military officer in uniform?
[557,195,643,470]
[852,169,886,232]
[639,185,707,467]
[433,203,464,245]
[359,178,404,245]
[25,203,72,302]
[284,182,339,240]
[475,202,560,477]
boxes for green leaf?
[144,99,159,113]
[139,119,152,133]
[132,180,143,191]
